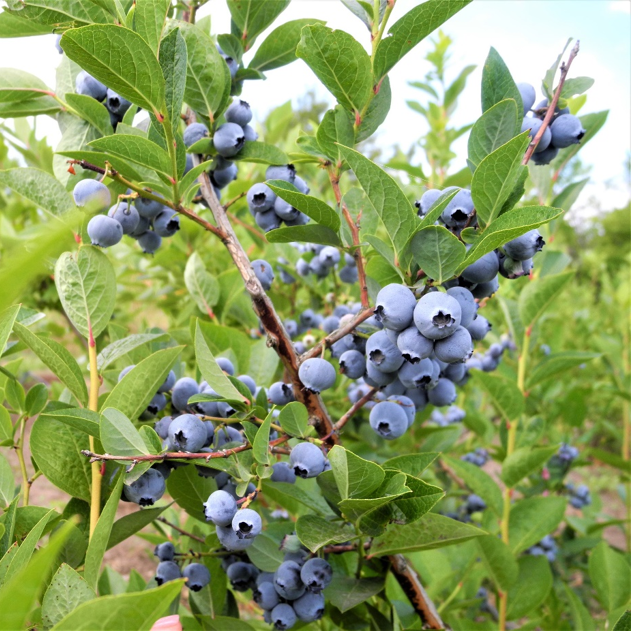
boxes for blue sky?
[1,0,629,211]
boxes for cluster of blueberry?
[461,447,490,467]
[566,482,591,510]
[527,535,558,561]
[75,70,132,128]
[445,494,487,523]
[246,165,312,233]
[153,542,211,591]
[518,82,586,165]
[430,406,467,427]
[294,244,359,285]
[550,442,580,467]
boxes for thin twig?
[522,41,580,165]
[323,541,371,554]
[156,517,205,543]
[223,191,246,210]
[322,387,378,443]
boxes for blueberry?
[427,378,457,407]
[300,308,319,328]
[154,416,173,440]
[225,99,252,127]
[396,326,434,364]
[446,287,478,329]
[211,162,238,188]
[227,561,258,591]
[433,326,473,364]
[384,378,406,396]
[364,361,397,387]
[284,211,309,226]
[284,319,299,338]
[203,489,237,526]
[503,229,545,261]
[232,508,262,539]
[298,358,336,393]
[414,292,462,340]
[247,183,276,213]
[498,253,532,279]
[243,124,258,141]
[167,414,207,452]
[521,116,552,153]
[158,370,176,393]
[202,421,215,447]
[217,357,235,375]
[237,374,257,395]
[123,468,165,506]
[252,258,274,290]
[374,284,417,332]
[171,377,200,412]
[129,215,151,238]
[387,394,416,427]
[293,175,310,194]
[184,122,209,148]
[183,562,210,591]
[75,70,107,101]
[369,400,408,440]
[441,189,474,228]
[416,189,442,217]
[534,98,569,118]
[153,209,180,237]
[319,246,340,268]
[321,315,340,334]
[55,35,63,54]
[465,494,486,513]
[339,265,359,283]
[214,425,243,447]
[471,276,499,299]
[253,579,280,610]
[293,591,325,622]
[517,82,536,114]
[299,558,332,592]
[270,603,297,630]
[397,357,439,390]
[531,145,559,166]
[107,202,139,235]
[135,196,165,219]
[145,392,167,416]
[268,382,294,406]
[155,560,182,585]
[339,349,366,379]
[366,330,404,373]
[461,250,500,284]
[137,230,162,254]
[290,442,325,479]
[220,53,238,78]
[550,114,586,148]
[271,461,296,483]
[273,561,305,600]
[404,387,428,411]
[266,164,296,183]
[105,89,131,117]
[87,215,123,248]
[154,542,175,561]
[73,179,111,211]
[184,154,193,175]
[255,210,282,232]
[214,122,245,157]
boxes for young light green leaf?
[227,0,290,48]
[184,253,220,316]
[266,225,342,247]
[501,445,559,488]
[316,106,355,165]
[0,168,74,217]
[443,455,503,516]
[297,24,372,115]
[0,67,50,103]
[613,612,631,631]
[61,25,165,117]
[277,402,309,438]
[472,371,524,423]
[324,575,385,613]
[519,271,574,329]
[55,247,116,340]
[560,76,595,99]
[249,18,324,72]
[589,541,631,613]
[65,94,112,136]
[159,27,187,133]
[252,411,273,466]
[267,180,340,230]
[217,34,243,64]
[13,323,88,407]
[471,132,530,226]
[476,535,519,592]
[102,346,183,420]
[357,75,391,142]
[100,408,150,458]
[481,46,522,113]
[133,0,170,54]
[0,455,14,508]
[84,473,124,591]
[0,305,19,360]
[233,140,288,165]
[468,98,519,169]
[373,0,472,81]
[0,95,60,118]
[42,564,96,630]
[409,225,465,283]
[51,579,184,630]
[97,332,168,371]
[247,337,280,389]
[338,144,417,258]
[506,556,552,620]
[295,515,355,553]
[508,496,567,553]
[39,408,101,438]
[564,583,596,631]
[328,445,385,500]
[0,407,12,447]
[0,11,51,37]
[527,351,600,389]
[382,453,439,478]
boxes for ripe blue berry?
[87,215,123,248]
[461,250,500,284]
[227,561,258,591]
[154,542,175,561]
[204,489,238,526]
[550,114,585,148]
[374,284,417,331]
[183,563,210,591]
[298,358,336,393]
[416,188,442,217]
[171,377,199,412]
[274,561,306,600]
[293,591,325,622]
[247,183,276,212]
[232,508,262,539]
[398,357,439,390]
[268,382,294,405]
[339,349,366,379]
[137,230,162,254]
[266,164,296,183]
[184,122,209,148]
[167,413,207,452]
[105,89,131,117]
[255,210,282,232]
[270,603,297,630]
[290,442,326,479]
[154,416,172,440]
[446,287,478,328]
[414,292,462,340]
[517,82,536,114]
[243,124,258,141]
[300,558,332,593]
[153,209,180,237]
[521,116,552,153]
[441,189,474,228]
[253,580,280,610]
[213,122,245,157]
[366,330,404,373]
[503,229,545,261]
[155,560,182,585]
[225,99,252,127]
[427,377,457,407]
[271,461,296,484]
[319,246,340,268]
[396,326,434,364]
[252,259,275,290]
[433,326,473,364]
[369,400,409,440]
[387,394,416,427]
[135,196,165,219]
[123,468,165,506]
[75,71,107,101]
[211,161,238,188]
[108,202,139,235]
[73,179,111,210]
[158,370,176,393]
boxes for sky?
[1,0,630,211]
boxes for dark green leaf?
[159,27,187,133]
[472,371,524,423]
[0,68,49,103]
[589,541,631,612]
[357,75,391,142]
[134,0,170,53]
[42,564,95,629]
[560,76,594,99]
[324,575,385,613]
[0,305,19,361]
[267,180,340,230]
[328,445,384,500]
[468,98,519,169]
[252,411,272,466]
[409,225,465,283]
[246,533,284,572]
[38,408,99,439]
[481,46,522,113]
[382,453,439,478]
[316,106,355,165]
[0,95,60,118]
[185,253,220,316]
[0,10,51,37]
[476,535,518,591]
[65,94,112,136]
[167,465,217,523]
[295,515,355,553]
[613,612,631,631]
[508,496,567,553]
[227,0,290,48]
[443,455,503,516]
[233,141,288,165]
[0,455,15,510]
[108,505,169,549]
[97,333,168,372]
[501,445,559,488]
[100,408,149,458]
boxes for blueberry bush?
[0,1,629,630]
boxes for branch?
[322,386,378,442]
[522,40,580,166]
[156,516,205,543]
[388,554,445,629]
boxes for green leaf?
[373,0,471,81]
[233,140,288,165]
[551,177,589,213]
[217,33,244,64]
[25,383,48,417]
[277,402,309,438]
[89,135,172,179]
[542,39,572,99]
[328,445,384,500]
[0,497,18,558]
[613,612,631,631]
[0,305,19,360]
[506,556,552,620]
[418,188,459,230]
[508,496,567,554]
[0,168,74,217]
[471,132,530,226]
[324,575,385,613]
[339,472,410,519]
[100,408,150,458]
[382,453,439,478]
[267,181,340,230]
[246,533,284,572]
[0,407,12,447]
[0,95,60,118]
[0,521,74,631]
[527,351,600,389]
[468,98,519,169]
[0,10,51,37]
[55,247,116,340]
[261,480,334,517]
[184,253,220,316]
[458,206,564,272]
[481,46,522,113]
[296,24,372,115]
[442,455,503,516]
[564,583,596,631]
[97,332,168,372]
[252,411,272,466]
[65,94,112,136]
[519,271,574,329]
[266,225,342,247]
[159,27,187,133]
[61,24,165,117]
[0,455,14,508]
[42,564,96,630]
[134,0,170,53]
[501,446,558,488]
[0,67,49,103]
[180,22,231,124]
[337,144,416,258]
[357,75,391,142]
[39,408,100,438]
[316,106,355,165]
[228,0,290,48]
[167,464,217,523]
[472,371,524,423]
[247,337,279,389]
[84,473,124,591]
[249,18,324,72]
[409,225,465,283]
[551,111,609,171]
[13,323,88,407]
[370,512,486,556]
[382,475,443,527]
[589,541,631,612]
[56,150,145,183]
[200,617,255,631]
[295,515,355,553]
[108,505,169,550]
[476,535,518,591]
[51,580,184,630]
[560,76,594,99]
[195,321,246,402]
[102,346,183,420]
